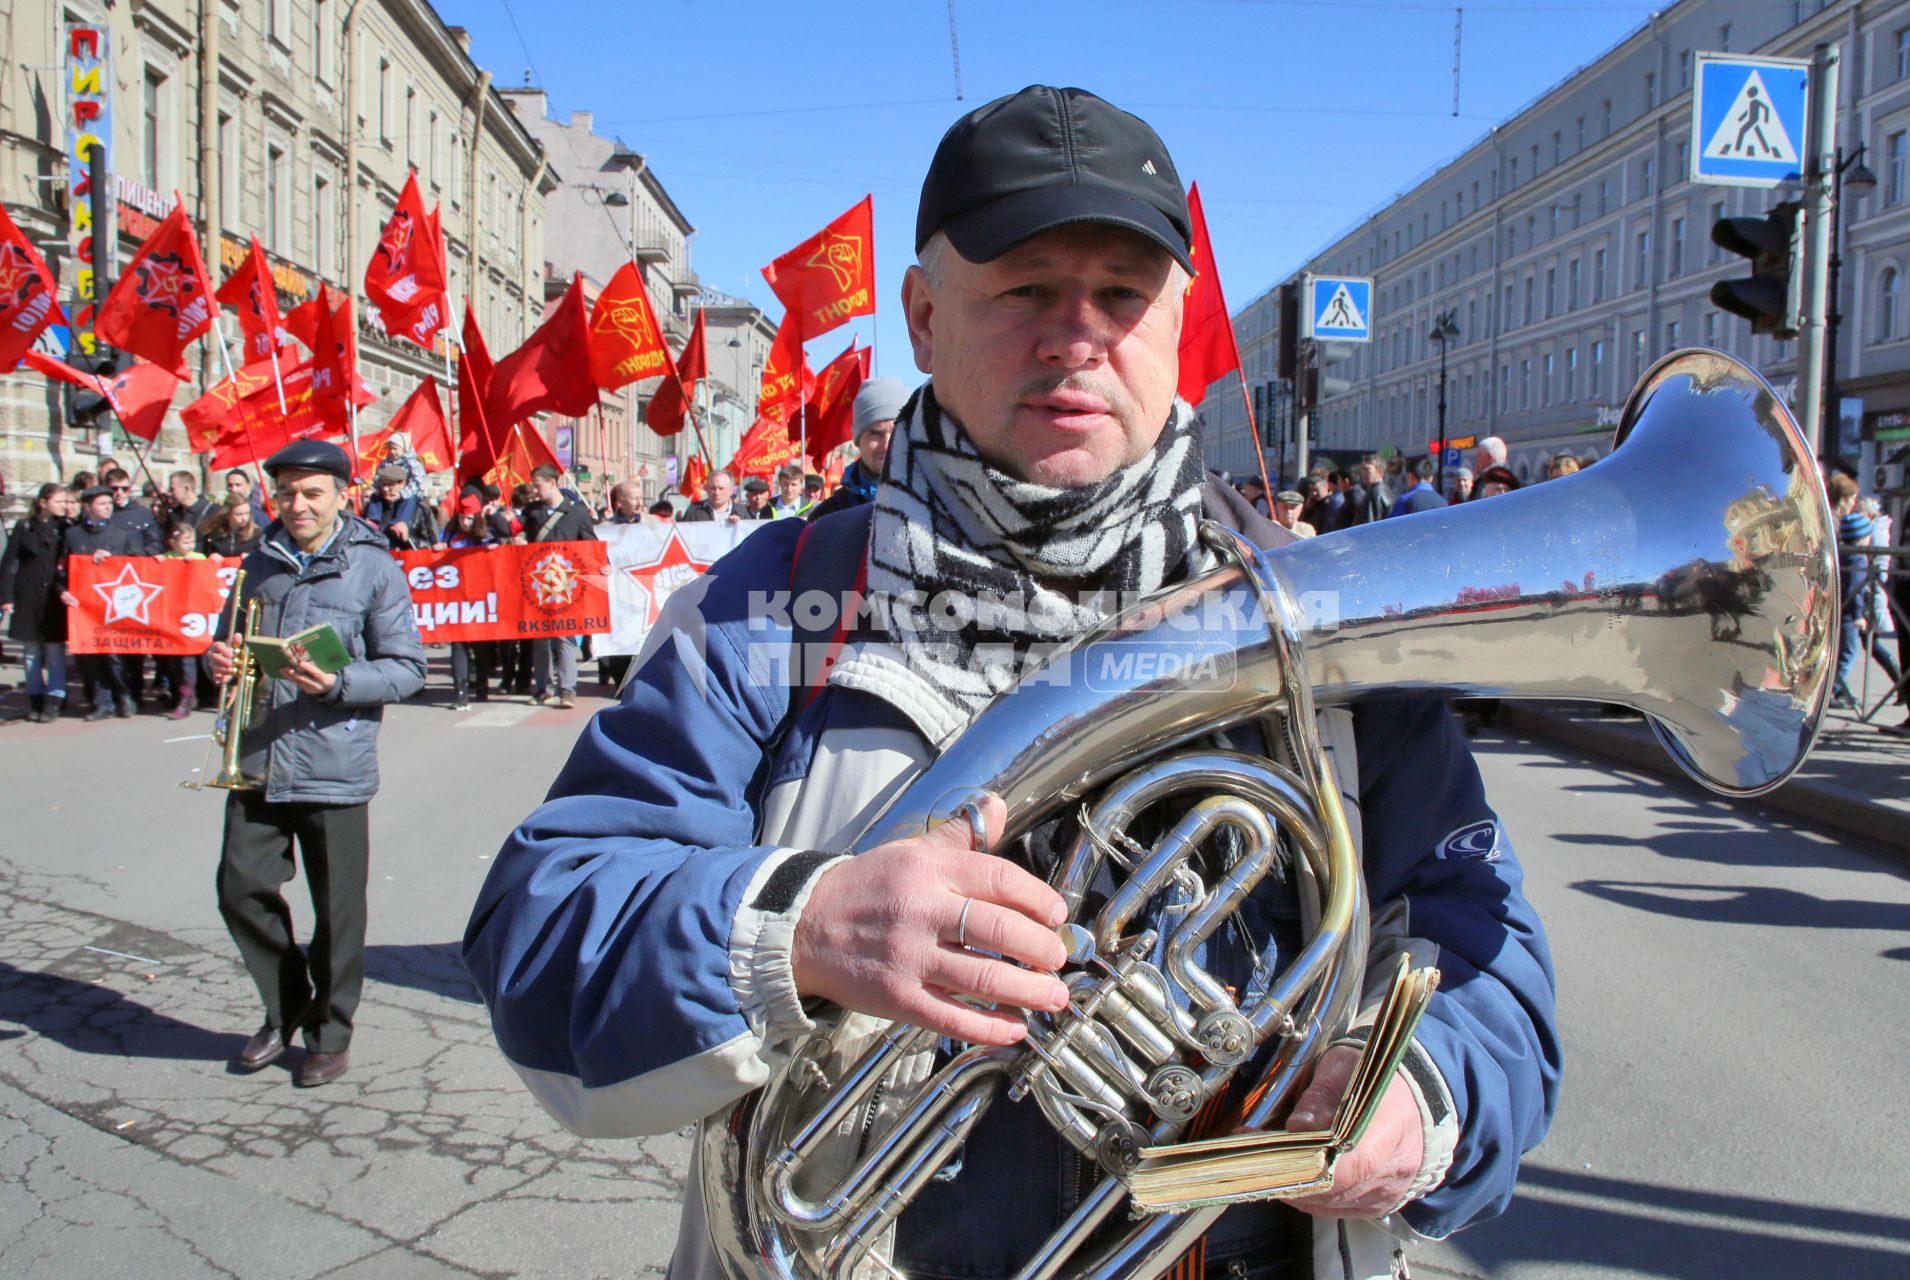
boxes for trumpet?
[183,569,267,792]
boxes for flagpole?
[91,369,165,496]
[210,313,270,493]
[266,339,289,416]
[1236,372,1272,497]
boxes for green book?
[248,623,350,680]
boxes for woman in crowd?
[440,497,497,711]
[200,492,264,559]
[155,521,206,719]
[0,483,75,722]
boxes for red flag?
[95,199,217,377]
[757,311,813,426]
[456,305,498,486]
[486,423,563,492]
[0,203,67,370]
[677,307,708,385]
[306,290,372,432]
[23,353,180,442]
[365,172,448,344]
[761,195,875,341]
[803,343,870,466]
[488,275,597,429]
[588,262,675,390]
[214,236,285,365]
[1175,183,1244,406]
[678,454,709,502]
[388,377,454,472]
[181,357,279,451]
[728,415,802,481]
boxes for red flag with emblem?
[214,236,285,365]
[23,352,180,442]
[678,453,709,502]
[388,376,454,472]
[728,415,802,480]
[1175,184,1244,407]
[180,356,279,450]
[95,200,217,377]
[486,423,563,492]
[802,342,870,466]
[365,172,448,344]
[308,290,366,432]
[643,310,707,438]
[677,307,708,385]
[488,274,597,429]
[761,195,875,341]
[0,203,67,370]
[756,311,814,426]
[588,262,674,391]
[456,305,499,486]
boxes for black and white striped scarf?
[857,384,1205,731]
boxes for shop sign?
[65,22,111,350]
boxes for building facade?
[1,1,551,514]
[1205,0,1910,489]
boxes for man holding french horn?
[466,88,1561,1280]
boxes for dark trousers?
[216,792,370,1052]
[120,653,146,700]
[81,653,128,704]
[450,641,492,694]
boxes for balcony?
[632,232,673,265]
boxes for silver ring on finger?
[957,896,975,949]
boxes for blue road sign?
[1692,53,1810,188]
[1445,448,1461,469]
[1304,275,1372,342]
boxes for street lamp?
[1825,143,1876,471]
[1428,308,1460,497]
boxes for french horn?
[700,350,1836,1279]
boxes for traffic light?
[1277,282,1299,381]
[1710,201,1803,338]
[1300,341,1356,410]
[64,347,127,429]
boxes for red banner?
[396,540,611,642]
[66,556,239,655]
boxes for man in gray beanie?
[807,375,906,520]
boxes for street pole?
[1435,332,1449,497]
[1796,43,1840,463]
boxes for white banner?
[595,518,777,657]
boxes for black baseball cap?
[264,439,353,483]
[917,85,1192,273]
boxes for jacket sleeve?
[1351,699,1561,1239]
[0,520,22,606]
[463,520,820,1138]
[327,551,426,706]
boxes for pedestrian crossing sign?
[1692,53,1810,188]
[1304,275,1372,342]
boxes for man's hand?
[1285,1044,1425,1219]
[205,641,234,684]
[390,521,410,542]
[59,590,79,608]
[791,793,1071,1047]
[91,548,110,563]
[284,657,336,696]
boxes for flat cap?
[374,462,410,484]
[1276,489,1305,504]
[742,476,770,493]
[80,484,112,503]
[264,439,353,482]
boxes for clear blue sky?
[438,0,1664,378]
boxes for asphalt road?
[0,663,1906,1278]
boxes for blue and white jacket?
[465,503,1561,1280]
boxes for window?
[1500,364,1511,412]
[1545,267,1557,319]
[313,0,332,81]
[1591,340,1605,398]
[1898,27,1910,81]
[1542,353,1554,407]
[1709,200,1726,261]
[1881,268,1900,340]
[268,0,291,46]
[428,110,441,191]
[1594,247,1607,301]
[1602,98,1613,137]
[1634,229,1651,288]
[1720,22,1731,52]
[217,111,237,224]
[1520,359,1531,409]
[1669,217,1685,276]
[1645,71,1656,110]
[1678,50,1691,91]
[1675,140,1688,180]
[1704,312,1718,347]
[378,58,391,144]
[1566,347,1578,401]
[1665,319,1681,351]
[1631,330,1645,381]
[142,68,164,189]
[1599,179,1610,217]
[1576,116,1585,152]
[1530,143,1540,178]
[1523,274,1535,325]
[1568,258,1581,309]
[1890,132,1907,205]
[405,85,417,168]
[1552,131,1562,167]
[1550,204,1559,238]
[1641,157,1655,196]
[1467,296,1478,340]
[1455,189,1464,220]
[313,172,333,277]
[267,143,286,253]
[1502,284,1514,331]
[1509,156,1519,189]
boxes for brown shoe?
[235,1025,289,1071]
[296,1048,350,1088]
[556,691,575,709]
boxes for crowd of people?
[0,375,915,723]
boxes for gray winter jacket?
[230,515,425,804]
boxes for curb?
[1497,704,1910,856]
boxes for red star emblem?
[621,526,711,627]
[0,243,41,307]
[137,253,194,315]
[91,562,166,626]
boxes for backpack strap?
[788,504,874,712]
